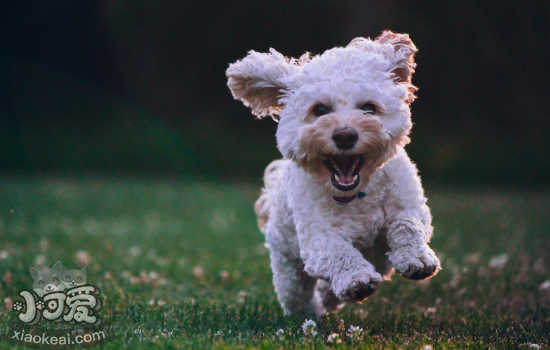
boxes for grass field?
[0,175,549,349]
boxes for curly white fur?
[228,31,441,316]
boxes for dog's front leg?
[299,231,383,303]
[383,154,441,280]
[386,217,441,280]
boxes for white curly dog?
[227,31,441,316]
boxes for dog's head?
[227,31,417,202]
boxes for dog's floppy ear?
[348,31,418,103]
[227,48,305,118]
[374,31,417,85]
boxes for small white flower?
[35,254,46,266]
[276,329,284,339]
[237,290,248,303]
[129,246,142,257]
[302,319,317,337]
[76,250,91,266]
[159,329,173,338]
[192,266,204,280]
[327,333,342,343]
[347,325,363,341]
[529,344,540,350]
[489,254,509,270]
[220,271,230,280]
[39,238,48,252]
[423,345,433,350]
[539,280,550,291]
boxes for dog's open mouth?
[323,155,365,192]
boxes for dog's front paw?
[333,270,383,303]
[389,246,441,280]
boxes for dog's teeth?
[335,174,340,181]
[353,175,358,181]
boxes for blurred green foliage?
[1,53,548,184]
[3,1,549,184]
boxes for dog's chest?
[291,188,388,248]
[332,194,387,246]
[286,163,391,248]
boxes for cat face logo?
[8,261,112,347]
[29,262,88,296]
[61,266,87,288]
[29,261,64,297]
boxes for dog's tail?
[254,159,289,234]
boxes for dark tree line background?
[1,0,549,184]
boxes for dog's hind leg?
[254,159,289,233]
[261,160,314,315]
[269,250,318,316]
[312,279,345,316]
[361,234,395,281]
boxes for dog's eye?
[359,103,376,114]
[65,276,70,280]
[39,280,44,285]
[77,276,82,281]
[312,104,331,117]
[53,277,58,282]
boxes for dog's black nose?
[332,128,358,150]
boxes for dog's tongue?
[335,156,356,185]
[338,172,355,185]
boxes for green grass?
[0,176,548,349]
